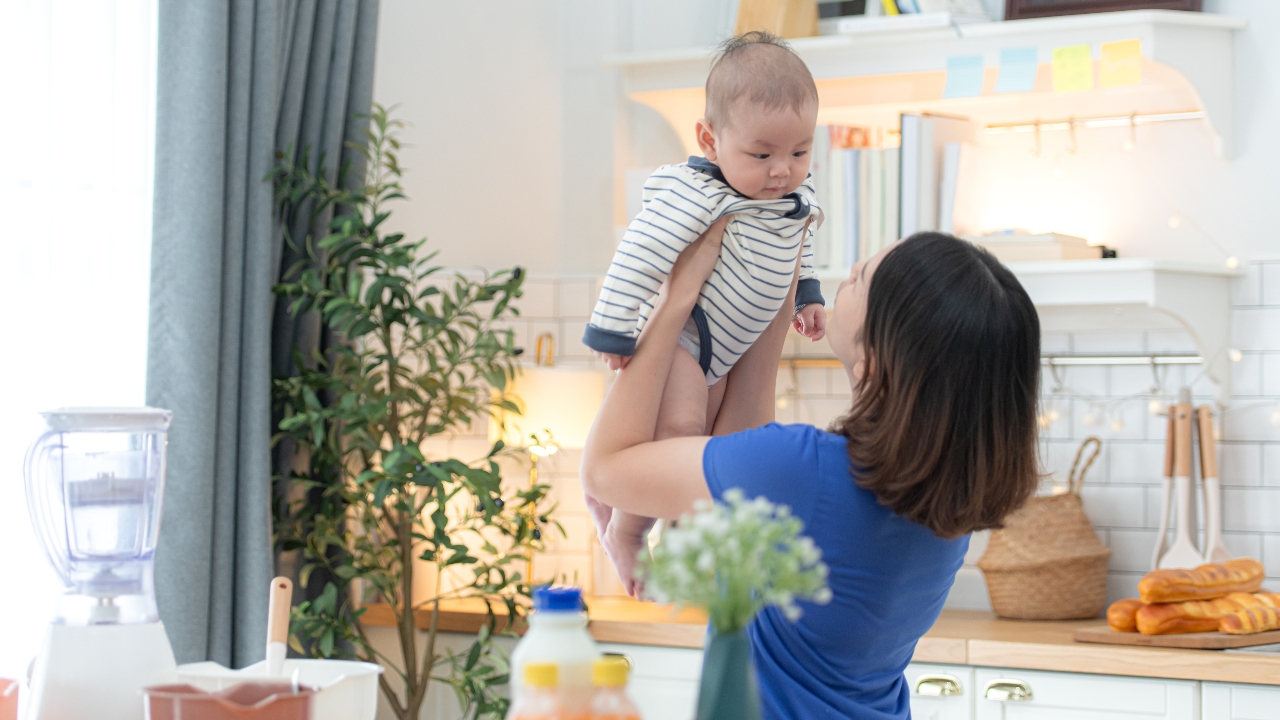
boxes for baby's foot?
[602,523,649,598]
[585,493,614,540]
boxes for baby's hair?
[705,30,819,129]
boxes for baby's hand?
[593,351,631,371]
[793,303,827,341]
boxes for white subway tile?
[1232,264,1262,307]
[1146,330,1197,354]
[1109,442,1165,486]
[1232,353,1263,397]
[1263,354,1280,397]
[959,530,989,567]
[830,369,853,396]
[548,473,588,515]
[1144,486,1167,530]
[796,367,829,395]
[1038,440,1083,484]
[796,333,835,357]
[1080,486,1147,528]
[559,320,592,358]
[1100,400,1150,442]
[773,403,795,425]
[1266,445,1280,488]
[1189,367,1220,400]
[546,513,593,554]
[1106,572,1142,606]
[1218,443,1262,487]
[1073,332,1146,354]
[518,280,557,319]
[1263,534,1280,578]
[1263,263,1280,307]
[1111,365,1155,396]
[1265,579,1280,593]
[1220,532,1262,565]
[800,397,847,429]
[943,567,992,611]
[1223,403,1280,443]
[1107,529,1158,573]
[1221,487,1280,532]
[558,279,593,318]
[1233,308,1280,352]
[1056,365,1108,396]
[532,552,593,589]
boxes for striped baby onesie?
[583,156,824,385]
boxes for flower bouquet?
[638,489,831,720]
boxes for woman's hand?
[662,216,730,308]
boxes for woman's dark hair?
[833,232,1041,539]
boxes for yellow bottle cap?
[593,656,630,687]
[524,662,558,688]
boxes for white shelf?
[605,10,1245,158]
[1008,259,1241,406]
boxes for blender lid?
[42,407,173,432]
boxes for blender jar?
[25,407,172,625]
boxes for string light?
[1111,417,1126,432]
[1168,214,1182,230]
[1229,348,1243,363]
[1148,398,1165,415]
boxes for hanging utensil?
[1151,412,1176,570]
[266,576,293,677]
[1159,389,1204,569]
[1198,406,1232,563]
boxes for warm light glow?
[491,366,606,450]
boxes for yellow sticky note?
[1100,39,1142,87]
[1052,44,1094,93]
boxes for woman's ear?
[695,119,718,161]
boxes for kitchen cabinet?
[907,663,975,720]
[1203,683,1280,720]
[974,667,1198,720]
[599,642,702,720]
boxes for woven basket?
[978,437,1112,620]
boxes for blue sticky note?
[943,55,984,99]
[996,48,1038,94]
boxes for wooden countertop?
[362,601,1280,686]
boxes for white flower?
[814,587,833,605]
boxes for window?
[0,0,156,678]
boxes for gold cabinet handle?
[914,674,963,697]
[984,679,1033,702]
[602,652,633,671]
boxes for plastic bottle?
[510,586,600,714]
[589,657,641,720]
[506,663,566,720]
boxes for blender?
[23,407,178,719]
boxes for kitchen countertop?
[362,601,1280,686]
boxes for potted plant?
[270,105,558,720]
[639,489,831,720]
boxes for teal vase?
[696,629,761,720]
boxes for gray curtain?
[147,0,379,668]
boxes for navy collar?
[687,156,809,219]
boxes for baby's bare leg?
[602,350,709,596]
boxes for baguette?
[1136,591,1280,635]
[1137,558,1264,604]
[1107,598,1145,632]
[1221,605,1280,635]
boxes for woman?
[581,220,1041,720]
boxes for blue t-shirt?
[703,423,969,720]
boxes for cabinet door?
[906,663,974,720]
[974,668,1198,720]
[1203,682,1280,720]
[598,643,703,720]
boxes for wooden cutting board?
[1074,625,1280,649]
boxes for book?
[966,232,1102,262]
[865,149,883,259]
[826,146,847,270]
[899,113,974,236]
[810,125,833,268]
[858,148,873,263]
[882,146,900,247]
[844,148,861,267]
[937,141,963,234]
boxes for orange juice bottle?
[508,663,567,720]
[589,657,641,720]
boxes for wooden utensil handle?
[1174,403,1193,478]
[1164,413,1176,479]
[1197,406,1218,479]
[268,576,293,645]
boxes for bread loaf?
[1221,605,1280,635]
[1136,591,1280,635]
[1137,558,1264,604]
[1107,598,1144,632]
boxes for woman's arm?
[579,218,729,520]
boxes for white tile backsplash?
[1219,443,1263,487]
[1221,488,1280,533]
[1262,262,1280,307]
[1233,264,1262,307]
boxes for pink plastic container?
[1,678,18,720]
[144,682,316,720]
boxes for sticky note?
[1052,44,1094,93]
[943,55,984,99]
[1100,39,1142,87]
[996,48,1038,94]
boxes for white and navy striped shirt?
[584,157,824,384]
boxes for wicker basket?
[978,437,1112,620]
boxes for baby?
[582,31,826,593]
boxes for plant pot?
[696,629,761,720]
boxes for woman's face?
[827,244,893,388]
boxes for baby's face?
[701,100,817,200]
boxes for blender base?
[27,621,177,720]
